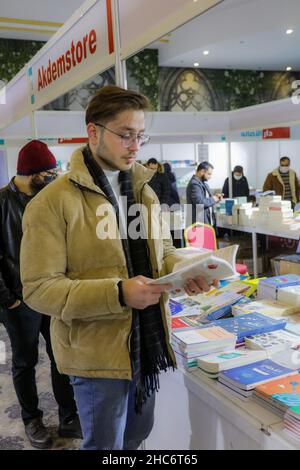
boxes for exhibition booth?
[2,0,300,451]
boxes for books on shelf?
[197,348,267,375]
[245,330,300,353]
[210,313,287,344]
[257,275,300,300]
[149,245,238,294]
[232,298,298,318]
[219,359,297,392]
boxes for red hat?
[17,140,57,176]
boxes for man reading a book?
[20,86,217,451]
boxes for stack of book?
[245,330,300,354]
[278,285,300,308]
[196,348,267,378]
[232,298,297,318]
[284,406,300,441]
[232,203,254,227]
[171,326,237,371]
[253,373,300,417]
[210,313,287,345]
[257,275,300,301]
[267,200,294,229]
[171,314,205,331]
[218,360,297,400]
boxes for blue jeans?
[69,376,155,450]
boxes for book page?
[172,245,239,273]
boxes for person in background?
[186,161,223,226]
[163,162,182,248]
[20,86,217,450]
[263,156,300,207]
[0,140,81,449]
[222,165,250,199]
[163,162,180,207]
[145,157,171,207]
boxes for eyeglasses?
[95,123,150,148]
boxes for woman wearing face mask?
[263,156,300,207]
[222,165,250,199]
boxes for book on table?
[232,298,298,318]
[218,359,297,391]
[257,274,300,300]
[245,330,300,353]
[197,348,268,375]
[253,373,300,416]
[172,325,236,355]
[210,312,287,344]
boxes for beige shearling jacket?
[20,149,181,379]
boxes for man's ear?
[87,123,99,146]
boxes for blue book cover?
[206,304,233,321]
[169,298,200,316]
[220,359,295,390]
[211,313,286,343]
[259,274,300,289]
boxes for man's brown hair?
[85,85,151,125]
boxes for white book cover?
[245,330,300,353]
[232,298,297,318]
[172,326,236,347]
[278,286,300,307]
[197,348,267,374]
[149,245,238,292]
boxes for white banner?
[29,0,114,110]
[0,67,30,131]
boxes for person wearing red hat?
[0,140,82,449]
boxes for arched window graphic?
[161,69,221,111]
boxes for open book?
[148,245,238,293]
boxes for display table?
[217,222,300,278]
[145,368,300,450]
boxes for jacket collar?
[272,168,295,177]
[68,147,155,195]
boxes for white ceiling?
[0,0,300,71]
[152,0,300,71]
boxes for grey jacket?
[186,175,216,225]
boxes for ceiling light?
[194,62,200,67]
[286,29,294,35]
[203,50,210,55]
[286,66,292,71]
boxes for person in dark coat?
[163,162,180,207]
[0,140,81,449]
[186,161,222,226]
[146,158,171,207]
[222,165,250,199]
